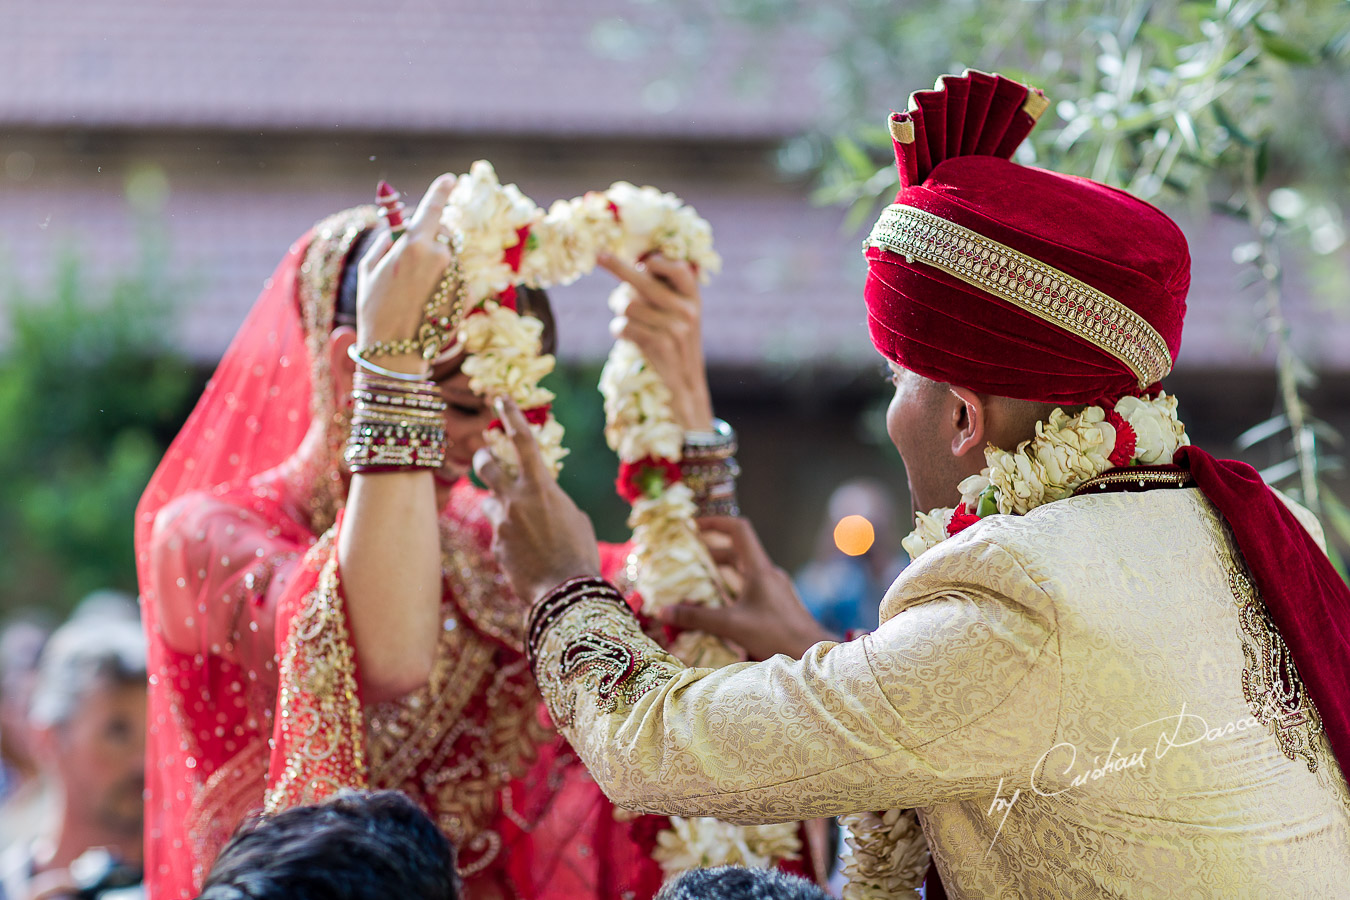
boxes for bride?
[135,177,724,900]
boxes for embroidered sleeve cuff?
[528,578,683,730]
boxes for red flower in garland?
[946,503,982,537]
[1104,410,1137,467]
[486,403,552,432]
[616,456,682,503]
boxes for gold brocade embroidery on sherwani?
[533,489,1350,899]
[1229,568,1324,772]
[539,601,682,732]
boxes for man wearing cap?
[474,71,1350,897]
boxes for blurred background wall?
[2,0,1348,615]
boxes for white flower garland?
[839,809,929,899]
[842,391,1190,895]
[901,391,1188,560]
[440,160,798,877]
[653,816,802,878]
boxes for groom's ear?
[947,386,987,460]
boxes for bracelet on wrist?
[346,372,447,473]
[680,418,739,516]
[526,576,630,670]
[347,344,432,382]
[681,417,737,459]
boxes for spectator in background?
[1,617,52,842]
[195,790,458,900]
[0,614,146,900]
[654,866,829,900]
[794,479,905,636]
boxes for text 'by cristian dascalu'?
[983,703,1262,853]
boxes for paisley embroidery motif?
[1229,568,1324,772]
[559,629,672,723]
[541,601,680,728]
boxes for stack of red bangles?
[344,370,447,473]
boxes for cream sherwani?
[534,489,1350,897]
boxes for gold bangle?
[357,338,423,360]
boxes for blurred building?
[3,0,1348,566]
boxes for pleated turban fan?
[863,69,1190,405]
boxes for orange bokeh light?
[833,514,875,557]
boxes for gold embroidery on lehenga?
[364,515,550,878]
[1229,568,1323,772]
[266,544,368,813]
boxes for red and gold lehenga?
[135,208,667,900]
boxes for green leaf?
[1324,491,1350,544]
[976,485,999,518]
[1255,139,1271,185]
[1211,100,1256,148]
[1257,32,1318,66]
[1322,492,1350,581]
[1258,458,1302,486]
[1235,414,1291,449]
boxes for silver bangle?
[682,417,737,458]
[346,344,432,383]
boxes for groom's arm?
[529,547,1058,824]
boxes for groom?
[476,71,1350,897]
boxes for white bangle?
[346,344,431,382]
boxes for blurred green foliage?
[0,227,201,616]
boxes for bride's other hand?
[599,252,714,431]
[475,397,603,605]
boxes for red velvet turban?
[863,70,1189,405]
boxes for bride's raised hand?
[354,174,457,376]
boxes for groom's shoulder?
[883,488,1220,615]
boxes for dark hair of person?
[654,865,831,900]
[334,230,557,356]
[195,790,459,900]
